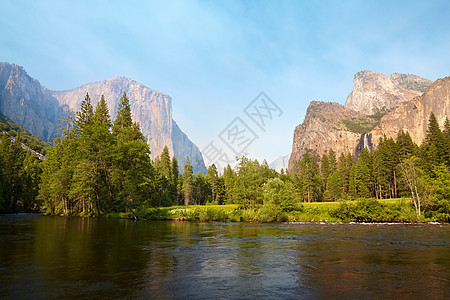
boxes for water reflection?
[0,215,449,299]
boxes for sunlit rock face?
[0,62,206,174]
[345,70,431,115]
[288,71,447,171]
[370,76,450,147]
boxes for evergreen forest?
[0,93,449,222]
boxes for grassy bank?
[103,198,450,223]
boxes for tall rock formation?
[370,76,450,146]
[0,62,206,174]
[345,70,432,114]
[288,70,446,172]
[0,63,64,142]
[288,101,373,168]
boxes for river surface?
[0,214,449,299]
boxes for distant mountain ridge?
[269,154,290,172]
[288,71,448,171]
[0,62,206,174]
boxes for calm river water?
[0,214,449,299]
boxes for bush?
[331,199,401,222]
[263,178,299,212]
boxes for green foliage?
[398,78,432,93]
[330,199,402,222]
[0,132,42,212]
[112,92,133,136]
[326,170,342,201]
[38,94,153,216]
[299,152,323,202]
[263,178,299,212]
[0,112,50,154]
[341,117,379,134]
[182,156,193,205]
[230,154,276,206]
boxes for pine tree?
[373,136,398,198]
[338,152,353,194]
[171,156,179,203]
[75,93,94,134]
[159,146,172,179]
[425,113,443,146]
[193,171,209,205]
[94,94,111,127]
[113,92,133,136]
[206,164,219,203]
[222,164,235,203]
[320,153,330,180]
[396,130,416,159]
[154,146,174,206]
[300,152,322,202]
[327,170,342,200]
[443,118,450,166]
[352,158,372,198]
[183,156,193,206]
[328,149,337,174]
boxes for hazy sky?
[1,0,449,165]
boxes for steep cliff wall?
[0,63,206,174]
[288,101,364,170]
[345,70,432,115]
[289,71,447,171]
[370,76,450,146]
[0,63,64,142]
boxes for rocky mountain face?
[289,101,367,167]
[0,63,64,142]
[345,70,432,115]
[0,63,206,174]
[370,76,450,146]
[288,71,447,171]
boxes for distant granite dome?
[269,154,290,173]
[0,63,206,174]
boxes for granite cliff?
[370,76,450,146]
[52,77,206,174]
[0,63,206,174]
[288,71,447,171]
[0,63,64,142]
[345,70,432,115]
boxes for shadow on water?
[1,215,449,299]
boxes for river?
[0,214,449,299]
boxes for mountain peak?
[345,70,431,115]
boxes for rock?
[269,153,290,172]
[288,101,364,170]
[370,76,450,146]
[344,70,431,115]
[0,63,206,174]
[289,71,448,171]
[0,62,64,142]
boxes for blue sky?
[1,0,449,165]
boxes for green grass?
[102,198,426,223]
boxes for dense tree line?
[0,132,42,212]
[1,94,448,220]
[204,112,449,219]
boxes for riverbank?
[103,198,450,223]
